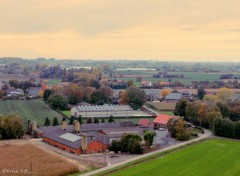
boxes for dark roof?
[38,122,136,136]
[99,127,145,138]
[43,127,89,149]
[165,93,182,100]
[28,87,41,96]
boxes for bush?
[109,140,121,153]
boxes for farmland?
[0,99,62,127]
[117,71,240,84]
[0,143,80,176]
[96,139,240,176]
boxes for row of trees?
[44,117,60,126]
[0,114,24,140]
[213,118,240,139]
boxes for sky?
[0,0,240,62]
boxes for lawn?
[95,139,240,176]
[0,99,62,127]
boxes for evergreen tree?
[101,118,105,123]
[77,115,83,124]
[62,117,66,122]
[44,117,51,126]
[69,116,75,125]
[108,115,114,122]
[86,118,93,124]
[197,88,206,100]
[52,117,59,126]
[94,118,99,123]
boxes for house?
[181,90,192,99]
[39,121,147,154]
[164,93,182,102]
[141,81,152,88]
[28,87,41,98]
[6,88,24,97]
[153,114,178,129]
[144,89,161,101]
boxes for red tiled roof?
[153,114,176,125]
[138,119,150,126]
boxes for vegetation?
[48,94,67,110]
[96,139,240,176]
[44,117,51,126]
[52,117,59,126]
[108,115,114,122]
[0,144,80,176]
[167,118,190,141]
[143,130,154,148]
[0,114,24,140]
[110,134,143,154]
[126,86,146,110]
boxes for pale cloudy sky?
[0,0,240,61]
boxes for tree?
[77,115,83,124]
[94,118,99,123]
[64,83,84,105]
[62,117,66,122]
[174,99,188,117]
[86,118,93,124]
[175,119,190,141]
[44,117,51,126]
[52,117,59,126]
[0,114,24,140]
[166,118,178,137]
[108,115,114,122]
[120,134,143,154]
[101,119,105,123]
[127,86,146,110]
[119,90,129,105]
[0,90,4,98]
[144,131,154,148]
[48,94,67,110]
[161,89,171,98]
[69,116,75,125]
[127,80,134,87]
[197,88,206,100]
[216,88,234,102]
[43,89,51,101]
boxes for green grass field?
[0,99,62,127]
[96,139,240,176]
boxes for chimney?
[73,121,80,133]
[82,134,88,154]
[61,121,67,130]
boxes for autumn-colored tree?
[64,83,84,105]
[0,90,4,98]
[127,80,134,88]
[203,94,218,103]
[161,89,171,98]
[119,90,129,105]
[216,88,234,102]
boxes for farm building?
[153,114,178,129]
[95,127,146,145]
[71,104,151,118]
[164,93,182,102]
[39,121,150,154]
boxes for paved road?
[80,129,212,176]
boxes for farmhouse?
[40,121,149,154]
[153,114,178,129]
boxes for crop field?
[0,143,79,176]
[0,99,62,127]
[118,71,240,84]
[96,139,240,176]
